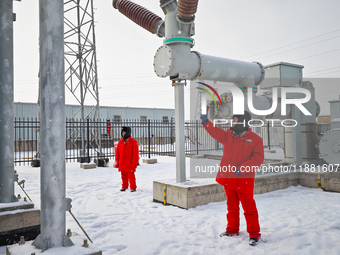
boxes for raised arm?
[202,120,228,144]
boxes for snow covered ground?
[2,155,340,255]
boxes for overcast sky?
[12,0,340,117]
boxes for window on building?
[140,116,147,124]
[163,116,169,123]
[113,115,121,124]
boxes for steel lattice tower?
[64,0,101,158]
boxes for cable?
[305,70,340,77]
[304,66,340,75]
[289,48,340,62]
[242,28,340,59]
[251,36,340,60]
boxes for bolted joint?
[63,197,72,211]
[82,239,89,248]
[177,14,195,24]
[19,236,25,245]
[67,229,72,237]
[14,171,19,182]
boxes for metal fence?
[14,118,284,165]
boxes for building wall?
[14,102,175,120]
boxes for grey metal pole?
[33,0,72,251]
[292,106,302,166]
[174,81,186,183]
[267,121,271,150]
[0,0,16,203]
[196,120,199,155]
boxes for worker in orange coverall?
[114,126,139,192]
[201,110,264,246]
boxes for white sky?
[12,0,340,117]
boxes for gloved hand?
[235,168,242,175]
[200,106,210,124]
[200,113,208,124]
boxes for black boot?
[120,189,126,191]
[220,231,239,237]
[249,238,260,246]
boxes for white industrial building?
[14,102,175,122]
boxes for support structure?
[0,0,17,203]
[64,0,101,160]
[292,106,302,166]
[173,81,186,183]
[112,0,264,183]
[32,1,72,251]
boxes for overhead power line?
[305,70,340,77]
[243,28,340,59]
[252,36,340,60]
[289,48,340,62]
[305,66,340,75]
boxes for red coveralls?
[114,137,139,190]
[107,122,112,138]
[203,120,264,238]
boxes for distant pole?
[33,0,72,251]
[87,118,90,163]
[196,120,199,155]
[148,119,151,158]
[267,121,271,150]
[0,0,16,203]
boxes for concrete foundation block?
[254,173,299,194]
[80,163,97,169]
[190,155,205,159]
[153,179,226,209]
[321,174,340,192]
[0,209,40,233]
[0,202,34,213]
[0,201,40,246]
[143,158,157,164]
[299,172,340,192]
[153,172,340,209]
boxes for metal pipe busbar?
[111,0,265,182]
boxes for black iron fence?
[14,118,284,165]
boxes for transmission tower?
[64,0,101,159]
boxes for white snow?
[2,155,340,255]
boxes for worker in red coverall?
[114,126,139,192]
[201,110,264,246]
[107,120,112,138]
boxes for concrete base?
[153,172,340,209]
[94,158,109,167]
[153,179,225,209]
[254,172,299,195]
[143,158,157,164]
[190,155,205,159]
[299,172,340,192]
[0,201,40,246]
[6,232,101,255]
[80,163,97,169]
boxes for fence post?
[196,120,199,155]
[87,118,90,163]
[267,121,271,150]
[170,117,173,145]
[148,119,151,159]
